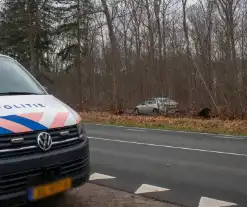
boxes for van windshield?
[0,56,45,95]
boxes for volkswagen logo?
[37,132,52,151]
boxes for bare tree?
[3,0,247,118]
[101,0,121,111]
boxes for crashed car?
[134,97,179,115]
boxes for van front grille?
[0,157,89,196]
[0,125,82,159]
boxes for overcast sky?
[188,0,196,5]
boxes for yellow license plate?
[29,178,72,201]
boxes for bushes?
[80,111,247,135]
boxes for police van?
[0,55,90,206]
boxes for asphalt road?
[85,123,247,207]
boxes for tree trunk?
[154,0,164,95]
[101,0,120,112]
[27,0,36,75]
[77,0,83,110]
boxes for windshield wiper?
[0,92,45,96]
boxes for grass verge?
[79,111,247,136]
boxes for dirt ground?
[34,183,179,207]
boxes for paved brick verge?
[35,183,179,207]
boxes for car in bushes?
[134,97,179,115]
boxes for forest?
[0,0,246,119]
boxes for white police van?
[0,55,90,206]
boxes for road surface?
[35,183,176,207]
[86,123,247,207]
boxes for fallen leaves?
[79,111,247,135]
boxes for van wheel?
[153,108,159,115]
[134,108,140,115]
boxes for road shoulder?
[36,183,180,207]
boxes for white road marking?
[90,123,125,128]
[135,184,170,194]
[89,173,116,181]
[198,197,237,207]
[214,135,245,140]
[85,123,247,139]
[128,127,148,130]
[88,136,247,157]
[127,129,146,132]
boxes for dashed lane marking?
[89,172,239,206]
[89,173,116,181]
[214,135,246,140]
[198,196,237,207]
[85,123,246,139]
[135,184,170,194]
[126,129,146,132]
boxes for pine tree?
[0,0,54,74]
[0,0,29,66]
[54,0,92,72]
[53,0,93,109]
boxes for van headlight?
[77,120,86,140]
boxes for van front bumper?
[0,138,90,207]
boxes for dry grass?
[79,111,247,136]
